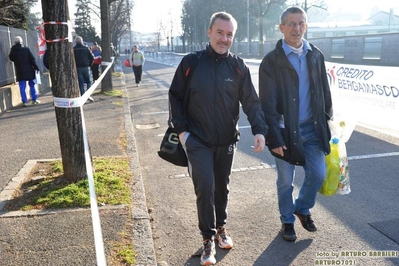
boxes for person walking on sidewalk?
[168,11,267,265]
[73,36,94,102]
[9,36,41,107]
[258,6,333,242]
[129,45,145,86]
[91,42,102,82]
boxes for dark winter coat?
[168,44,267,147]
[73,43,94,68]
[259,39,333,166]
[9,44,39,81]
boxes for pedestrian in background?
[91,42,102,82]
[168,11,267,265]
[258,6,333,242]
[9,36,40,107]
[73,36,94,102]
[129,45,145,86]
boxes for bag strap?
[183,50,203,110]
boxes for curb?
[122,75,157,265]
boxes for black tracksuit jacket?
[168,44,267,147]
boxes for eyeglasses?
[285,22,307,29]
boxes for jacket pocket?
[269,128,290,160]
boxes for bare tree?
[248,0,287,57]
[74,0,100,43]
[109,0,132,50]
[294,0,328,39]
[41,0,88,182]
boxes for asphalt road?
[121,53,399,265]
[0,53,397,265]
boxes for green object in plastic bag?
[319,138,341,196]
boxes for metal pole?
[247,0,250,58]
[127,0,132,50]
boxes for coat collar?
[206,42,230,61]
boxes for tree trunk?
[100,0,113,92]
[42,0,88,182]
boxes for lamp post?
[127,0,132,50]
[247,0,250,58]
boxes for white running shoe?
[216,226,233,249]
[200,239,216,265]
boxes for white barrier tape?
[53,97,83,108]
[81,106,106,266]
[52,57,115,265]
[54,57,115,108]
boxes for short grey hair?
[280,6,307,24]
[209,11,237,32]
[14,36,23,44]
[75,36,83,44]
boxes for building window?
[331,39,345,58]
[363,37,382,60]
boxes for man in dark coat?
[73,36,94,101]
[259,6,332,242]
[9,36,40,107]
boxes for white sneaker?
[216,226,233,249]
[200,239,216,265]
[88,97,94,102]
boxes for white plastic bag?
[320,137,351,196]
[329,104,357,143]
[35,71,41,85]
[327,105,354,195]
[335,140,351,195]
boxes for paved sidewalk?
[0,74,156,265]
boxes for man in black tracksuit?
[168,12,268,265]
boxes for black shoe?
[294,211,317,232]
[281,223,296,241]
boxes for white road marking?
[167,152,399,178]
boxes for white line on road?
[167,152,399,178]
[348,152,399,160]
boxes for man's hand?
[272,146,287,157]
[179,131,186,144]
[253,134,265,153]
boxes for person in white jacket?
[129,45,145,86]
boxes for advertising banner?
[325,61,399,136]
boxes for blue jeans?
[77,67,92,96]
[19,79,37,103]
[275,121,326,224]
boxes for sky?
[326,0,398,19]
[32,0,399,33]
[131,0,183,33]
[327,0,396,13]
[33,0,183,34]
